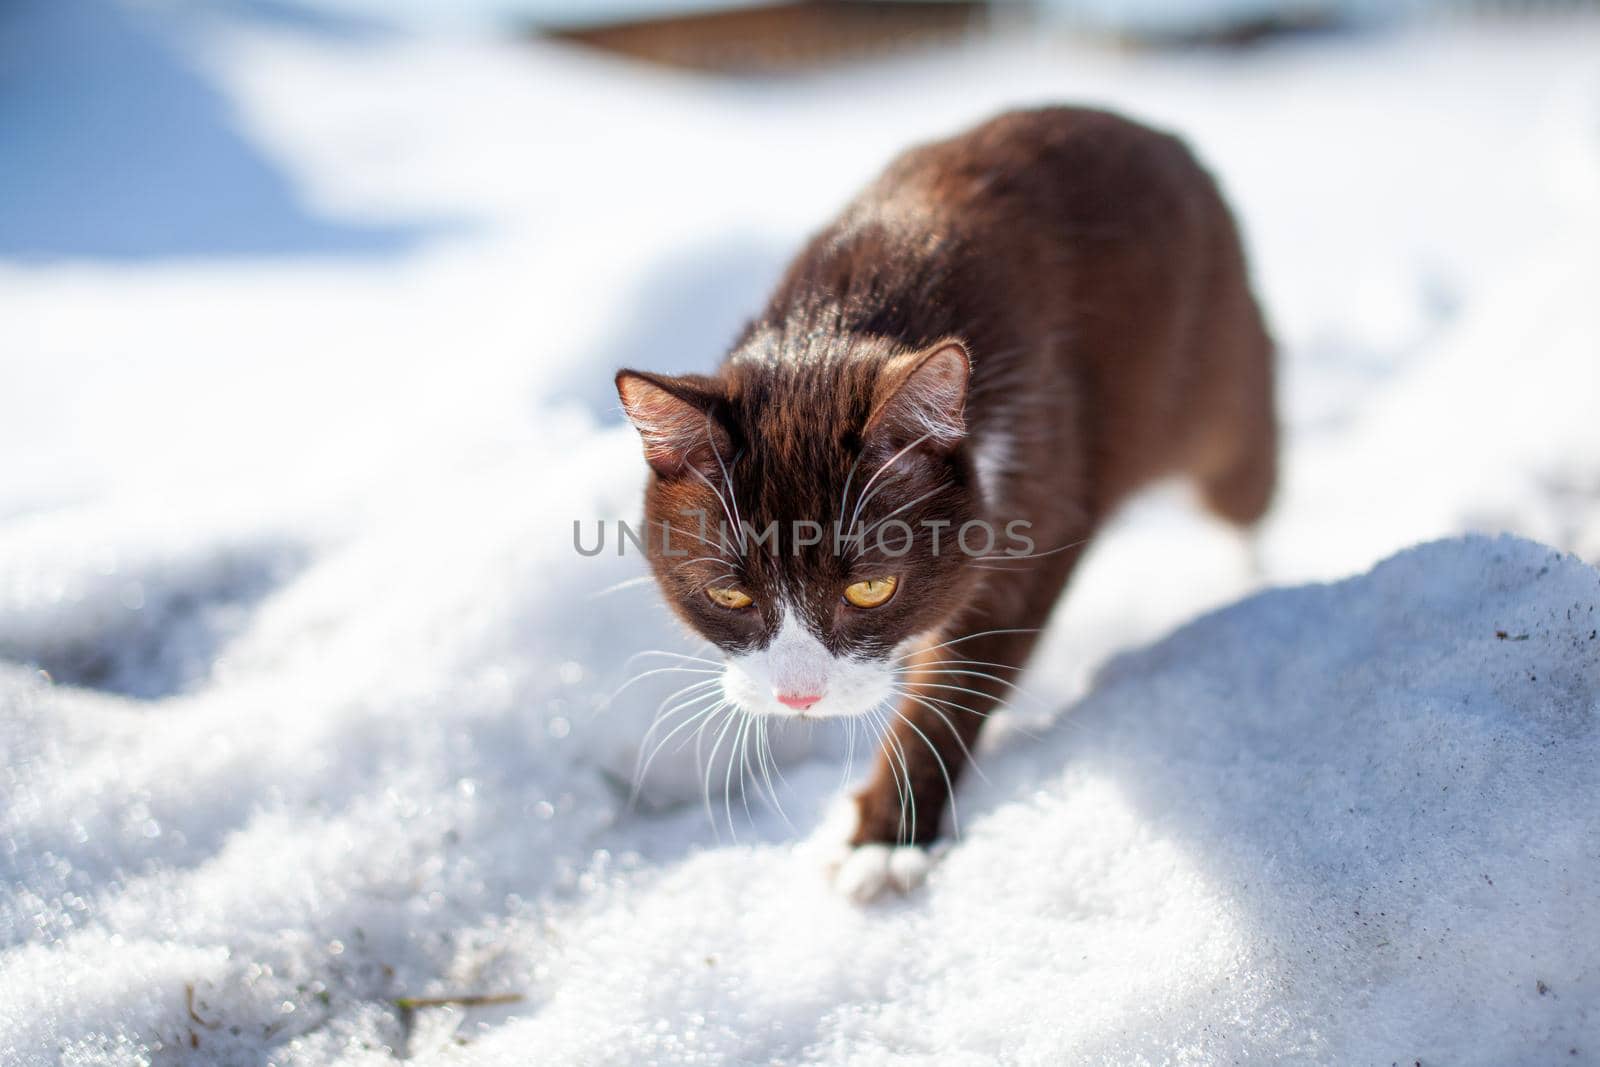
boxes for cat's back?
[868,107,1203,222]
[843,108,1222,269]
[761,107,1233,344]
[753,106,1273,522]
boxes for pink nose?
[775,691,823,711]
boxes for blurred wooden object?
[543,1,994,74]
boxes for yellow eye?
[706,586,753,610]
[843,576,898,608]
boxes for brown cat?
[616,107,1276,900]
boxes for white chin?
[717,605,900,718]
[718,662,893,719]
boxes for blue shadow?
[0,0,444,261]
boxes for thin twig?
[395,993,524,1011]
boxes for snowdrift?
[2,535,1596,1063]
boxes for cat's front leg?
[830,626,1043,901]
[823,803,937,904]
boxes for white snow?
[2,2,1599,1062]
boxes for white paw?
[830,843,931,904]
[804,796,943,903]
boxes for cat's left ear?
[615,370,733,480]
[863,340,970,453]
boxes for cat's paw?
[829,843,931,904]
[808,797,937,903]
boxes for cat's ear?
[863,340,970,453]
[615,370,733,480]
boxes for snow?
[3,2,1600,1062]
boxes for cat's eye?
[843,576,898,608]
[706,586,754,610]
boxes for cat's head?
[615,340,984,719]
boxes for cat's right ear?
[862,340,971,454]
[615,370,733,480]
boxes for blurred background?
[2,0,1597,521]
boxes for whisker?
[631,695,726,807]
[894,669,1049,715]
[847,431,935,536]
[966,537,1089,563]
[836,450,868,540]
[892,706,961,842]
[764,716,795,796]
[702,707,742,838]
[891,665,1035,691]
[709,422,746,553]
[691,702,719,789]
[631,682,722,792]
[896,627,1042,664]
[911,679,1043,712]
[905,687,1042,747]
[730,712,753,838]
[758,715,796,803]
[881,711,917,846]
[753,716,792,830]
[670,554,736,572]
[688,464,745,559]
[656,520,734,558]
[840,713,858,794]
[634,678,723,745]
[925,657,1027,670]
[586,575,658,600]
[636,673,722,726]
[608,665,721,705]
[893,664,1029,683]
[867,707,906,843]
[867,705,913,847]
[890,687,995,788]
[624,648,724,670]
[846,482,952,557]
[637,698,724,782]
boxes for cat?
[615,107,1277,901]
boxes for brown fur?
[617,107,1276,847]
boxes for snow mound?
[448,535,1599,1065]
[3,535,1596,1063]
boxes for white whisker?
[895,627,1042,664]
[625,648,723,670]
[889,688,992,786]
[753,716,792,830]
[702,707,742,837]
[586,574,659,600]
[656,520,734,558]
[892,706,960,842]
[631,694,727,807]
[967,537,1089,563]
[847,431,935,536]
[892,666,1036,698]
[731,712,754,836]
[848,482,952,556]
[609,665,721,706]
[836,450,868,540]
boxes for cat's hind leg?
[1197,333,1278,529]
